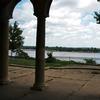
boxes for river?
[22,49,100,64]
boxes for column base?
[31,83,47,91]
[0,79,12,85]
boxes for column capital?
[0,0,21,20]
[30,0,53,18]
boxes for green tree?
[9,21,24,56]
[94,1,100,23]
[94,11,100,24]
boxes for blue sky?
[10,0,100,48]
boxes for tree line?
[45,47,100,52]
[23,46,100,53]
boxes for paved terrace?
[0,65,100,100]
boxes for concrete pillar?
[30,0,53,91]
[0,20,9,85]
[32,16,46,90]
[0,0,21,85]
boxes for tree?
[94,11,100,24]
[94,1,100,23]
[9,21,24,56]
[46,52,57,63]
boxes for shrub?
[16,49,29,59]
[84,58,96,65]
[46,52,57,63]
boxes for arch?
[0,0,53,91]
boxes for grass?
[46,60,82,68]
[9,57,83,68]
[9,57,35,67]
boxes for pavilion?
[0,0,100,91]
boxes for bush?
[16,49,29,59]
[46,52,57,63]
[84,58,96,65]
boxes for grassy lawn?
[9,57,35,67]
[9,57,83,68]
[46,60,81,68]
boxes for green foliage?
[46,60,80,67]
[45,52,81,67]
[94,11,100,24]
[46,52,57,63]
[16,49,29,59]
[47,52,53,58]
[23,46,100,53]
[9,21,24,56]
[84,58,96,65]
[46,47,100,52]
[9,57,35,67]
[9,57,81,68]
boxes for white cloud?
[78,0,93,8]
[10,0,100,47]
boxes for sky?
[10,0,100,48]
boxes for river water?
[23,49,100,64]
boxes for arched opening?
[10,0,37,46]
[8,0,37,88]
[46,0,100,64]
[7,0,53,91]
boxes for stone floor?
[0,66,100,100]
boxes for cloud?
[10,0,100,47]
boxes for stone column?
[30,0,53,91]
[0,20,9,85]
[32,16,46,90]
[0,0,21,85]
